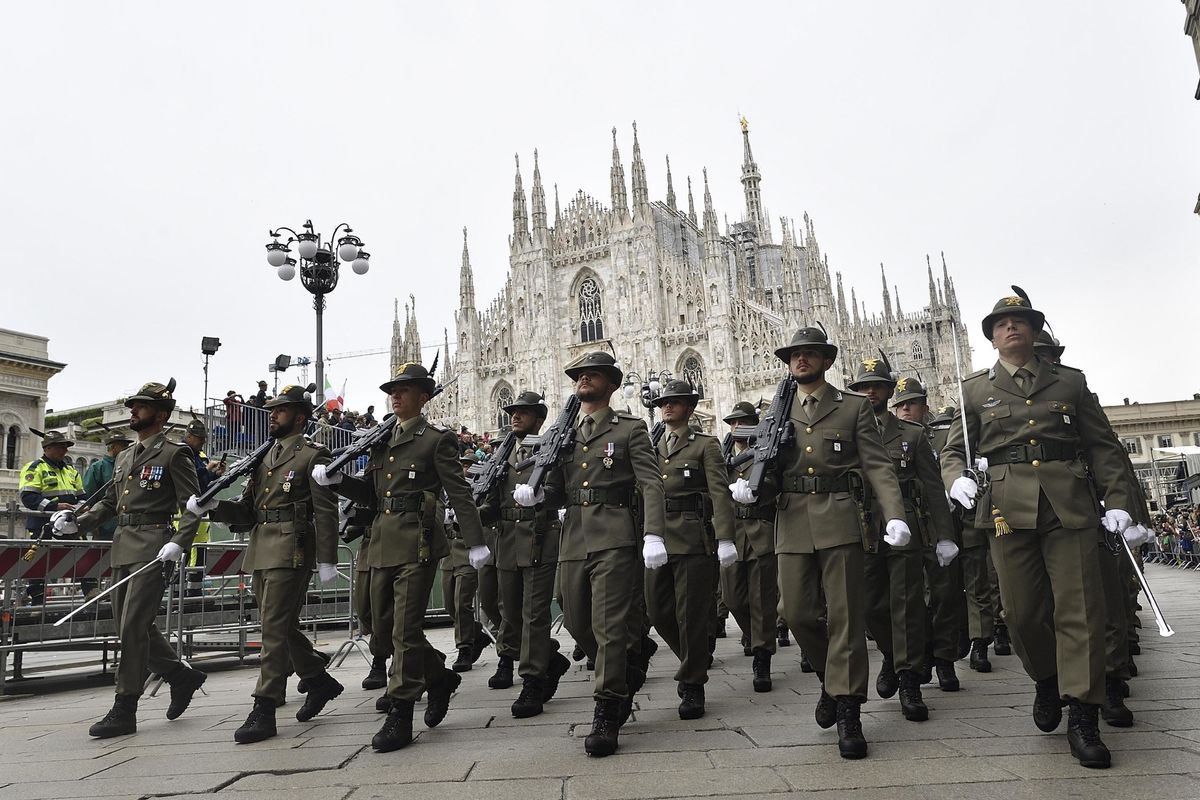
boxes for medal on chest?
[603,442,614,469]
[282,470,295,493]
[899,440,910,469]
[141,465,163,489]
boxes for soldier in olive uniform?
[514,352,665,757]
[643,380,737,719]
[346,494,394,695]
[62,380,207,738]
[891,376,969,693]
[732,328,911,760]
[188,383,343,742]
[480,391,572,718]
[442,452,489,672]
[314,362,491,752]
[850,362,959,723]
[943,291,1137,768]
[719,401,780,693]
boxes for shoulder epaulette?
[615,411,641,421]
[965,368,988,381]
[898,418,925,429]
[840,389,865,398]
[429,423,450,433]
[1054,362,1081,374]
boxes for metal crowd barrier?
[202,402,360,458]
[1144,538,1200,569]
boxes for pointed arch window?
[911,340,924,361]
[5,425,19,469]
[578,277,604,343]
[496,386,514,431]
[682,356,705,399]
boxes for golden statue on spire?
[739,114,749,133]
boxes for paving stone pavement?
[3,563,1200,800]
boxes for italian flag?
[324,375,346,411]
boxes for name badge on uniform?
[833,442,842,452]
[684,468,691,478]
[1063,414,1072,425]
[409,470,417,479]
[603,442,614,469]
[282,470,295,493]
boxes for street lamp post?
[622,368,673,425]
[265,220,370,407]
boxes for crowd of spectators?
[1144,505,1199,566]
[456,428,496,460]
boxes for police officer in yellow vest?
[61,379,206,739]
[20,430,85,604]
[514,351,665,757]
[644,379,736,720]
[733,327,909,760]
[942,289,1136,769]
[480,391,572,718]
[188,383,342,743]
[314,362,490,753]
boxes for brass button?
[384,509,391,514]
[662,474,668,479]
[1032,459,1040,467]
[385,491,392,497]
[261,505,267,510]
[1028,420,1035,426]
[582,446,589,452]
[582,481,589,487]
[1026,400,1033,406]
[1029,439,1038,445]
[410,464,416,468]
[581,462,588,468]
[267,471,272,477]
[126,475,132,481]
[389,456,395,462]
[386,473,392,479]
[583,501,590,507]
[805,446,813,453]
[805,427,813,434]
[989,412,996,417]
[124,489,130,495]
[121,505,127,512]
[664,459,670,464]
[807,467,815,475]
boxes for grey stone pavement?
[3,563,1200,800]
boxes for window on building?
[1193,432,1200,447]
[578,277,604,342]
[1122,438,1142,456]
[496,386,514,431]
[681,355,705,399]
[5,426,18,469]
[911,340,923,360]
[1158,434,1174,449]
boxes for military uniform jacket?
[870,413,958,550]
[775,387,906,554]
[730,446,779,559]
[930,422,978,547]
[480,437,564,570]
[656,428,735,556]
[940,357,1133,531]
[76,432,201,567]
[208,434,339,571]
[336,415,484,568]
[555,409,666,562]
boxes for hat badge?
[861,358,879,371]
[896,378,908,392]
[1002,296,1026,307]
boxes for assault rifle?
[739,376,797,494]
[522,395,582,495]
[649,420,666,447]
[468,430,519,505]
[195,436,275,505]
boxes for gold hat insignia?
[1002,296,1026,306]
[861,358,879,371]
[896,378,908,392]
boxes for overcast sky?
[3,2,1196,415]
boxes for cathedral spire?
[530,148,547,239]
[459,226,476,310]
[686,176,697,224]
[836,272,848,327]
[927,254,939,310]
[851,286,860,325]
[941,251,958,310]
[881,263,893,322]
[630,121,649,219]
[554,183,561,227]
[701,167,719,237]
[738,115,766,239]
[665,155,677,213]
[403,293,421,363]
[512,154,529,247]
[609,127,628,222]
[894,285,902,318]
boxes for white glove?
[974,457,989,472]
[50,509,78,536]
[557,508,566,522]
[186,494,219,516]
[935,539,960,567]
[1123,523,1148,546]
[730,478,757,504]
[883,519,912,548]
[643,535,668,570]
[317,563,338,586]
[157,542,184,562]
[949,475,979,509]
[468,544,493,570]
[717,539,738,568]
[444,507,456,525]
[1103,508,1133,535]
[311,464,343,486]
[513,483,544,507]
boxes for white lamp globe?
[351,255,370,275]
[623,384,635,399]
[649,379,661,394]
[297,238,319,260]
[277,263,296,281]
[266,247,288,267]
[338,241,360,262]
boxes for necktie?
[666,432,678,451]
[272,444,284,466]
[580,416,594,441]
[803,394,815,422]
[1014,368,1033,393]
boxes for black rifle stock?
[196,437,275,505]
[523,395,581,495]
[649,420,666,447]
[743,377,797,494]
[468,430,519,506]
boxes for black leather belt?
[781,475,852,494]
[500,507,537,521]
[381,494,424,512]
[984,441,1079,465]
[735,505,775,521]
[567,488,636,507]
[117,512,172,527]
[256,506,308,523]
[899,480,921,500]
[665,495,704,513]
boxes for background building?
[0,329,65,506]
[1103,395,1200,510]
[401,120,972,435]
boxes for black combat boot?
[584,699,622,757]
[512,676,545,718]
[741,633,753,657]
[935,659,960,692]
[1033,675,1066,732]
[234,698,277,743]
[715,617,727,638]
[678,683,705,720]
[814,673,837,729]
[835,697,868,759]
[1128,640,1141,656]
[752,650,772,693]
[423,668,462,728]
[452,647,474,672]
[1101,676,1134,727]
[799,650,814,673]
[164,664,207,720]
[572,643,586,662]
[372,699,415,752]
[489,655,515,689]
[777,623,791,647]
[361,655,387,690]
[586,657,595,670]
[296,671,344,722]
[375,693,390,712]
[1128,658,1138,677]
[898,670,929,721]
[1067,701,1112,768]
[635,636,658,673]
[89,695,138,738]
[876,656,898,699]
[619,664,646,725]
[969,639,992,673]
[542,651,572,703]
[993,623,1012,656]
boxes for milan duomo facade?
[393,120,973,435]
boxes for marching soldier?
[480,391,572,718]
[849,362,958,723]
[313,362,491,752]
[734,328,911,759]
[441,452,489,672]
[21,430,86,604]
[344,496,394,699]
[188,384,343,742]
[719,401,780,692]
[476,519,512,688]
[891,376,969,693]
[644,380,737,719]
[943,290,1137,768]
[515,351,665,757]
[58,379,207,738]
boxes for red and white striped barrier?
[202,545,246,576]
[0,542,113,582]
